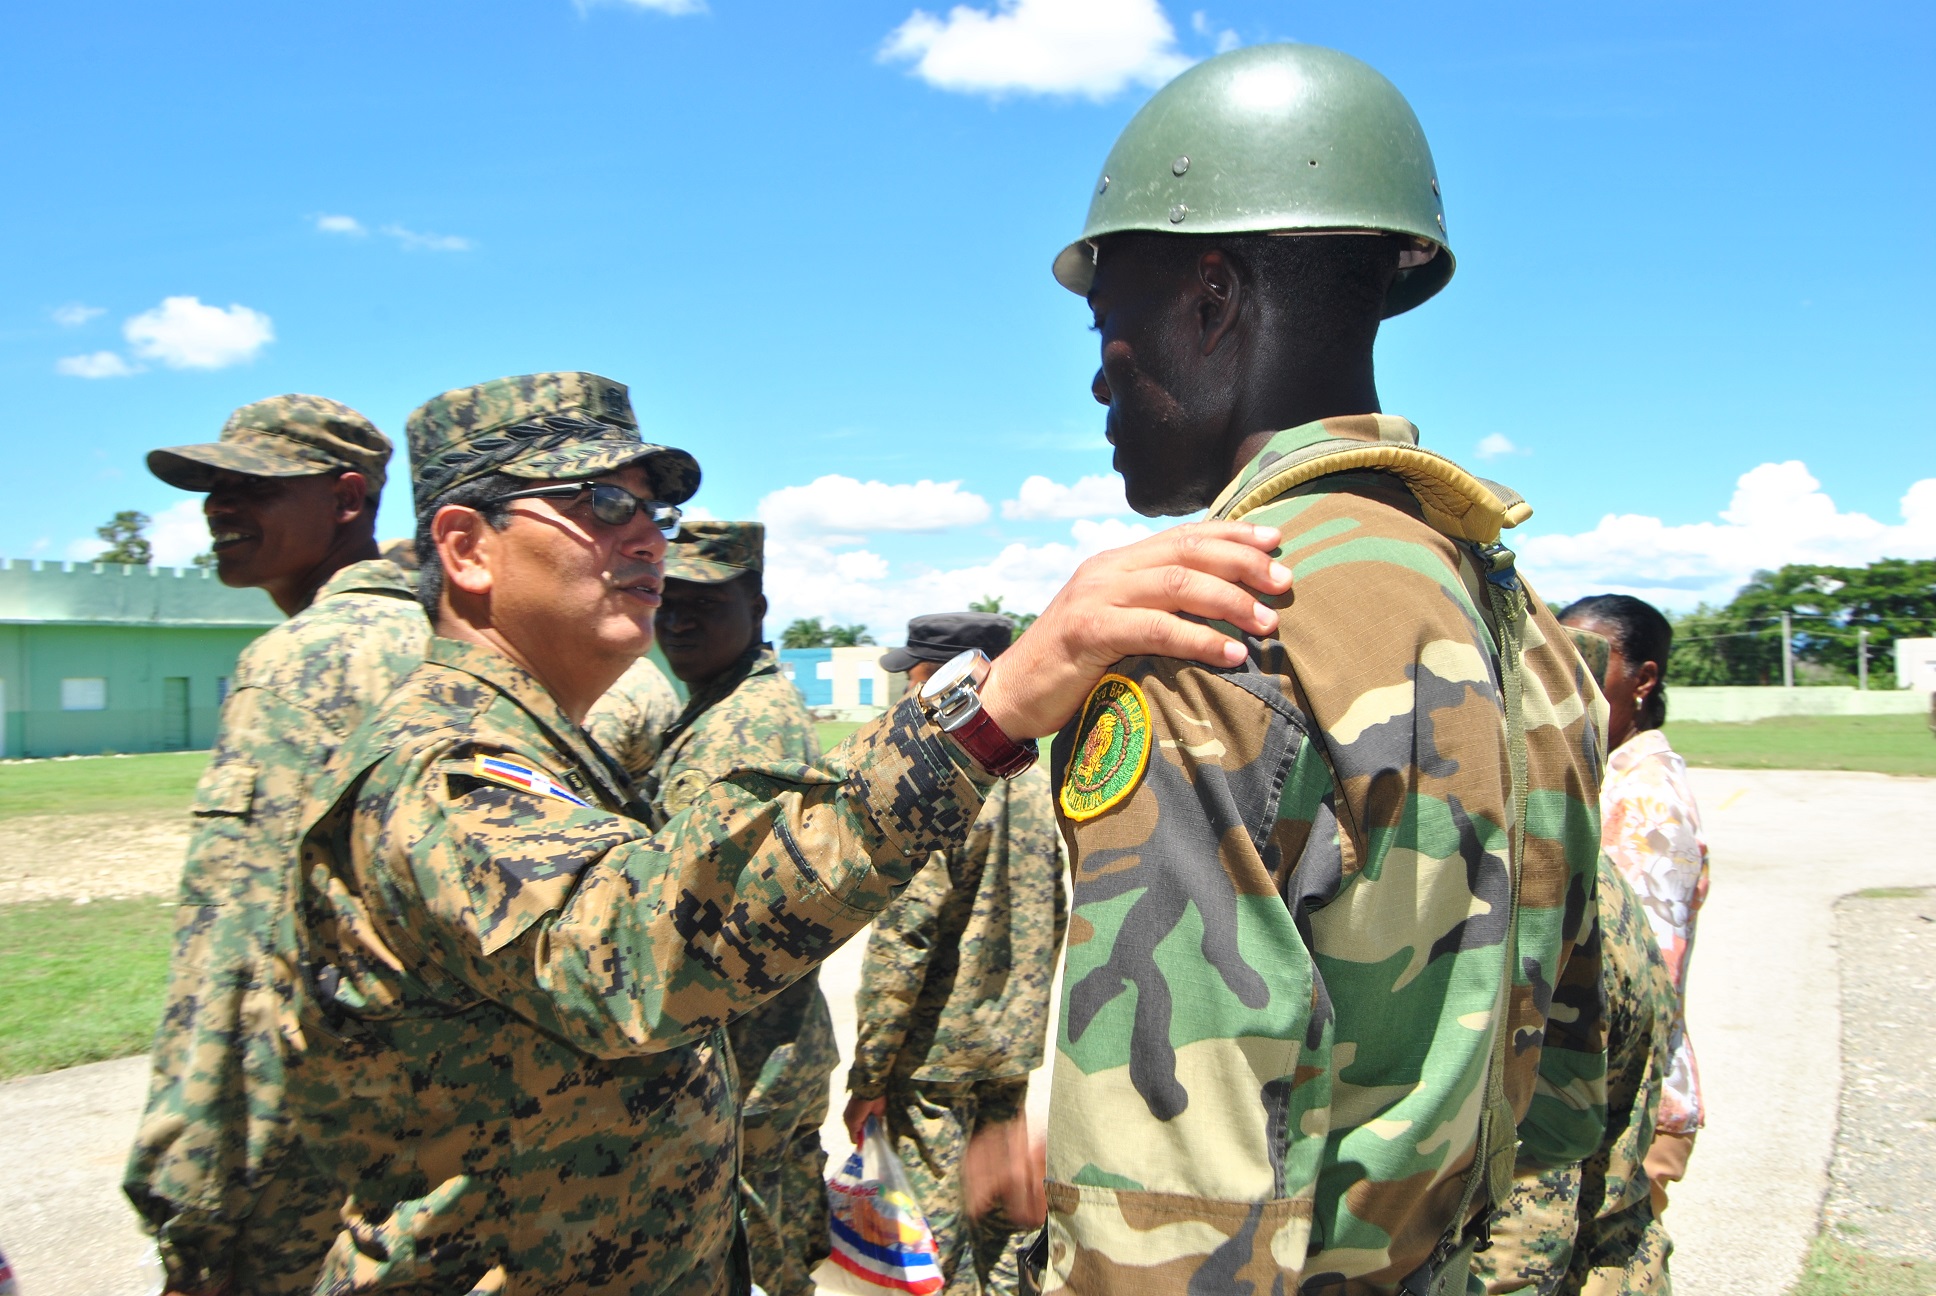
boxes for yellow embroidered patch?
[1060,673,1152,822]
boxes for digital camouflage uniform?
[1475,859,1674,1296]
[586,654,683,779]
[646,627,839,1296]
[279,373,997,1294]
[1044,415,1609,1294]
[126,392,424,1296]
[850,765,1068,1296]
[125,558,426,1291]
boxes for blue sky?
[5,0,1931,637]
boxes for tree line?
[1662,558,1936,686]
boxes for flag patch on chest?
[1060,672,1152,821]
[471,755,592,807]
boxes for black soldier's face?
[203,470,346,594]
[1087,238,1240,516]
[655,575,765,686]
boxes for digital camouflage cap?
[406,371,700,522]
[147,395,391,494]
[664,520,762,585]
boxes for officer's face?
[1086,237,1242,516]
[203,469,352,598]
[655,575,766,686]
[485,463,669,705]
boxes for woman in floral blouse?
[1560,594,1710,1214]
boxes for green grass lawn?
[0,897,174,1078]
[1665,714,1936,778]
[0,750,209,819]
[1788,1230,1936,1296]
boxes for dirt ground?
[0,809,188,905]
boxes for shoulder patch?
[470,754,592,808]
[1060,673,1152,822]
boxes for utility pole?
[1858,627,1869,690]
[1782,610,1794,688]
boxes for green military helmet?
[1053,43,1453,317]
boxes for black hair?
[1114,230,1400,351]
[412,472,523,617]
[1560,594,1673,730]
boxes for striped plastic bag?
[814,1118,945,1295]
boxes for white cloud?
[55,351,140,379]
[314,213,367,236]
[149,499,213,566]
[763,516,1155,640]
[1517,461,1936,610]
[881,0,1193,99]
[1190,9,1239,54]
[52,303,106,327]
[759,474,991,535]
[1475,433,1520,460]
[1002,472,1132,519]
[124,296,274,370]
[66,536,108,561]
[381,224,474,253]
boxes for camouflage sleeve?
[846,846,952,1098]
[1470,1163,1582,1296]
[125,684,333,1284]
[374,695,988,1059]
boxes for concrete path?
[4,769,1931,1296]
[1671,769,1936,1296]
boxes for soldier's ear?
[434,505,495,598]
[332,471,372,526]
[1196,249,1244,358]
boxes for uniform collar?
[674,641,779,728]
[1209,414,1420,517]
[313,556,416,604]
[425,635,639,813]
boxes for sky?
[5,0,1931,640]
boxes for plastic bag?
[814,1118,946,1295]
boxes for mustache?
[608,562,661,589]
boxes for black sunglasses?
[496,482,682,538]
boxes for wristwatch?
[918,649,1038,778]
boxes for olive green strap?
[1445,541,1532,1263]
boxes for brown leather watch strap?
[947,706,1037,778]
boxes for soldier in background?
[844,612,1067,1296]
[124,396,427,1295]
[593,520,837,1296]
[1038,43,1608,1293]
[279,370,1290,1292]
[1473,628,1678,1296]
[586,652,683,779]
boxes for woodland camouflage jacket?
[282,636,990,1294]
[124,558,425,1288]
[1044,416,1609,1295]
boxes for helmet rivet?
[1169,204,1187,224]
[1436,213,1445,230]
[1431,177,1440,196]
[1098,175,1110,195]
[1172,156,1190,176]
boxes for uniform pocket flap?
[192,759,258,817]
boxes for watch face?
[920,649,983,702]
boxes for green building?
[0,559,281,758]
